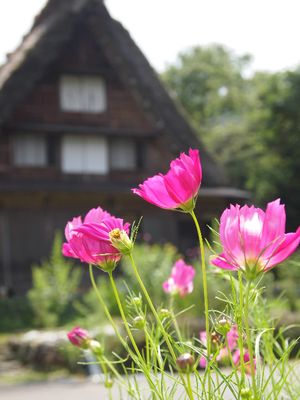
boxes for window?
[12,134,47,167]
[61,135,108,174]
[60,75,106,113]
[110,139,137,171]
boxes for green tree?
[162,44,254,188]
[28,232,82,327]
[247,70,300,229]
[161,45,300,227]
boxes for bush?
[121,243,180,306]
[0,296,34,332]
[27,232,82,328]
[121,243,229,322]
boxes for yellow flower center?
[110,228,121,240]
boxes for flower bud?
[98,259,118,273]
[105,378,113,388]
[89,340,103,356]
[109,228,133,255]
[241,387,252,399]
[209,331,222,353]
[133,316,145,330]
[176,353,195,372]
[67,327,90,349]
[131,297,142,307]
[215,318,232,336]
[159,308,170,319]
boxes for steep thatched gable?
[0,0,227,186]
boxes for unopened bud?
[241,387,252,398]
[133,316,145,330]
[89,340,103,356]
[131,297,142,307]
[159,308,170,319]
[176,353,195,372]
[215,317,232,336]
[211,331,221,345]
[210,331,222,353]
[105,378,113,388]
[67,327,90,349]
[109,229,133,255]
[98,259,117,273]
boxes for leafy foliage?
[121,243,179,306]
[246,71,300,229]
[0,296,34,332]
[27,232,82,327]
[162,44,300,227]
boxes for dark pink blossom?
[67,326,90,348]
[132,149,202,211]
[62,207,130,271]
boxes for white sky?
[0,0,300,73]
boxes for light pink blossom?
[67,326,90,348]
[211,199,300,278]
[62,207,130,271]
[163,259,195,297]
[199,325,239,368]
[227,324,239,350]
[232,349,256,375]
[132,149,202,211]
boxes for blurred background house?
[0,0,246,293]
[0,1,298,392]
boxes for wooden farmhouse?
[0,0,247,293]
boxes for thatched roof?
[0,0,227,186]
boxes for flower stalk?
[128,252,195,400]
[189,210,211,394]
[244,281,258,398]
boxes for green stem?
[237,271,246,384]
[225,337,239,386]
[89,265,161,399]
[108,271,163,399]
[102,355,126,385]
[189,210,211,396]
[144,326,167,393]
[128,253,194,400]
[108,271,143,359]
[145,327,150,366]
[245,281,258,399]
[89,264,126,345]
[186,371,194,400]
[169,295,183,343]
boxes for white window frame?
[59,75,107,113]
[61,134,109,175]
[12,134,47,167]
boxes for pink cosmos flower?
[132,149,202,212]
[163,259,195,297]
[227,324,239,350]
[211,199,300,278]
[67,326,90,348]
[199,325,239,367]
[62,207,130,271]
[232,349,256,375]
